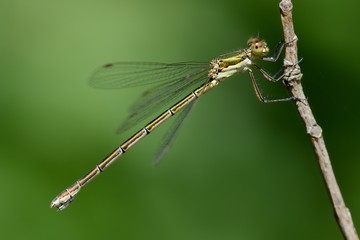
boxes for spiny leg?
[262,40,285,62]
[247,69,295,103]
[252,63,284,82]
[252,56,304,83]
[262,38,299,62]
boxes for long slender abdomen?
[50,80,220,210]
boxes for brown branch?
[278,1,358,239]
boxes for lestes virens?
[51,37,295,210]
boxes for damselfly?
[51,37,294,210]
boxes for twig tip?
[279,0,293,13]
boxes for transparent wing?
[152,99,198,166]
[217,49,245,59]
[90,62,209,89]
[117,69,208,133]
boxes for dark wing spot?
[103,63,114,68]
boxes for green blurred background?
[1,0,359,239]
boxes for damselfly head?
[247,38,269,58]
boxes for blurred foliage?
[1,0,360,239]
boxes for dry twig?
[278,1,358,239]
